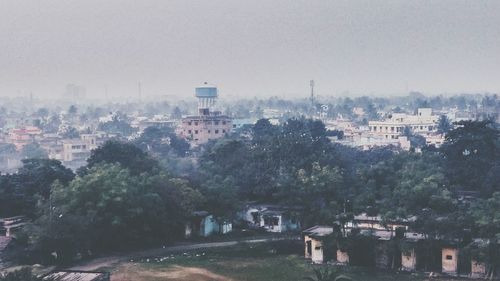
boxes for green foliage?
[20,143,47,159]
[0,159,74,217]
[0,268,41,281]
[441,120,499,194]
[83,140,159,175]
[134,126,190,157]
[28,163,203,264]
[437,115,452,134]
[303,267,352,281]
[97,113,137,136]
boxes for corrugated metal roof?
[42,271,109,281]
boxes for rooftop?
[42,270,110,281]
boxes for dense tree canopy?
[29,163,203,263]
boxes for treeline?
[0,118,498,266]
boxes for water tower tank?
[195,82,218,98]
[195,82,218,113]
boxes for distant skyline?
[1,0,499,99]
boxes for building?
[180,83,233,145]
[7,126,42,150]
[368,108,438,140]
[239,203,301,233]
[303,226,334,264]
[64,84,86,100]
[184,211,232,238]
[61,139,92,170]
[42,270,110,281]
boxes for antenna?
[138,81,142,102]
[310,80,315,106]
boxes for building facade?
[180,83,233,145]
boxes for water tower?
[195,82,218,115]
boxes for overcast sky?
[1,0,499,99]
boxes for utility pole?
[310,80,315,107]
[138,81,142,102]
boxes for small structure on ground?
[184,211,232,238]
[42,270,110,281]
[303,225,334,264]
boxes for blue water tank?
[195,83,218,98]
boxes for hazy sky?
[1,0,499,99]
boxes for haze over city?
[1,0,500,99]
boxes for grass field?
[97,240,462,281]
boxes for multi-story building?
[8,126,42,150]
[368,108,438,140]
[180,83,232,145]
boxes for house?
[42,270,110,281]
[303,226,334,264]
[0,216,28,237]
[240,204,300,233]
[184,211,232,238]
[346,213,414,232]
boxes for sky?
[1,0,499,99]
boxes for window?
[208,130,211,133]
[188,130,192,134]
[222,129,226,133]
[188,122,192,125]
[446,255,453,260]
[194,130,198,134]
[215,121,220,125]
[215,130,219,134]
[222,121,226,125]
[195,122,198,126]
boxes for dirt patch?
[111,263,235,281]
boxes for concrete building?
[184,211,232,238]
[303,226,334,264]
[8,126,42,150]
[239,203,300,233]
[61,139,91,170]
[368,108,438,140]
[180,83,232,145]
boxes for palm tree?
[303,267,352,281]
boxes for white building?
[368,108,438,140]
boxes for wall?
[337,250,349,264]
[401,248,417,271]
[442,247,458,274]
[471,260,486,278]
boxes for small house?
[240,203,300,233]
[184,211,232,238]
[303,226,334,264]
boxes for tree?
[134,126,189,157]
[67,105,77,115]
[83,140,159,175]
[437,115,452,134]
[303,267,352,281]
[441,120,499,194]
[97,113,137,136]
[0,268,41,281]
[29,163,203,263]
[0,159,74,217]
[20,143,47,159]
